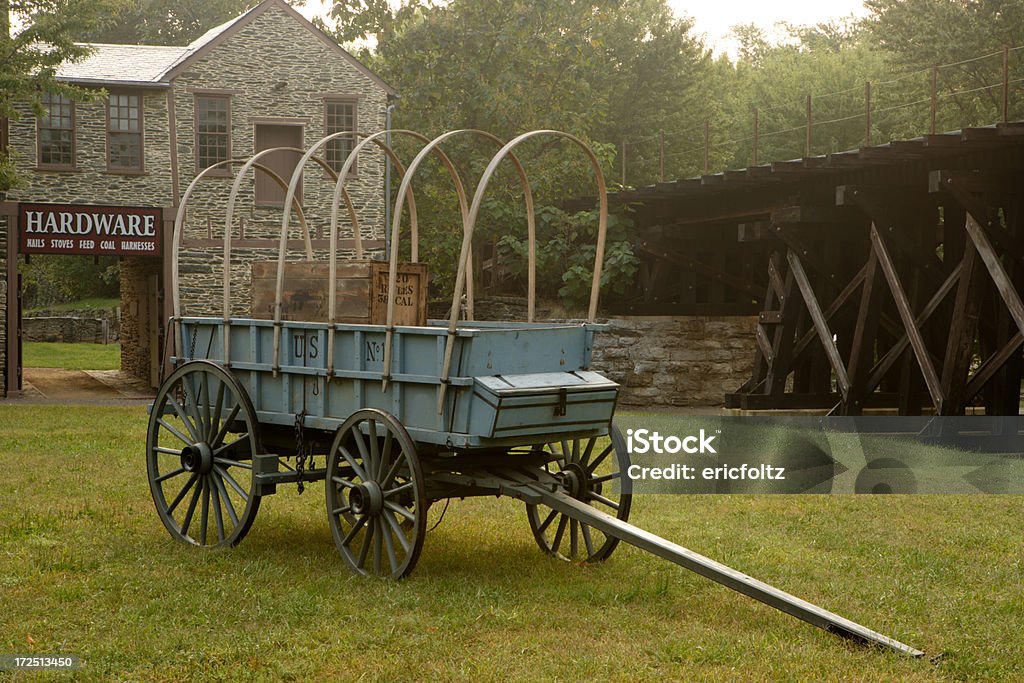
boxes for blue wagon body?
[178,316,618,449]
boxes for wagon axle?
[179,443,213,475]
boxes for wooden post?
[930,66,938,134]
[752,107,759,166]
[620,138,626,186]
[805,94,812,157]
[1003,45,1010,123]
[864,81,872,147]
[659,130,665,182]
[703,120,710,174]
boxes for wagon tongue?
[496,470,924,657]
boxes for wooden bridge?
[606,122,1024,415]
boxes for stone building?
[0,0,394,395]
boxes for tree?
[865,0,1024,124]
[716,19,892,167]
[1,0,118,191]
[321,0,714,302]
[76,0,265,46]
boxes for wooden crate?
[251,260,428,325]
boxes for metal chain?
[294,410,308,494]
[188,325,198,361]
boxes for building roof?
[54,0,395,94]
[55,44,190,87]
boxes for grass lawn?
[21,342,121,371]
[0,405,1021,681]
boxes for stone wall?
[6,92,174,207]
[435,298,759,407]
[591,316,758,407]
[175,4,389,317]
[24,306,119,339]
[23,317,113,344]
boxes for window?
[196,95,231,172]
[324,99,357,174]
[108,93,143,171]
[38,92,75,168]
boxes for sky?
[296,0,871,57]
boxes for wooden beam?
[635,240,764,301]
[865,262,961,396]
[787,250,851,399]
[870,225,945,411]
[939,238,983,414]
[792,261,868,360]
[963,213,1024,336]
[842,249,884,415]
[964,332,1024,401]
[766,257,801,399]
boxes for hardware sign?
[19,203,162,256]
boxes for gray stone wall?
[23,317,113,344]
[6,91,173,207]
[175,4,389,317]
[591,316,757,407]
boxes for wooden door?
[254,124,303,206]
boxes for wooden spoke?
[526,423,632,563]
[147,361,262,549]
[326,409,426,579]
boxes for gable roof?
[55,44,189,87]
[56,0,395,95]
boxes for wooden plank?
[758,311,782,324]
[842,250,883,415]
[635,240,764,301]
[250,260,428,326]
[963,213,1024,335]
[766,255,801,399]
[865,262,961,395]
[369,261,429,327]
[786,250,851,399]
[869,226,945,411]
[939,239,983,414]
[964,331,1024,401]
[792,262,867,360]
[755,324,774,362]
[767,257,786,301]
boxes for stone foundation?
[590,316,757,407]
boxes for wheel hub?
[558,462,589,499]
[181,442,214,475]
[349,481,384,516]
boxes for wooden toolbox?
[251,260,429,326]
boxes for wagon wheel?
[146,360,262,548]
[326,409,427,579]
[526,423,632,562]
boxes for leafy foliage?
[496,205,638,311]
[75,0,261,46]
[324,0,712,303]
[20,254,120,309]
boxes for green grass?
[1,405,1022,681]
[24,297,119,314]
[21,342,121,370]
